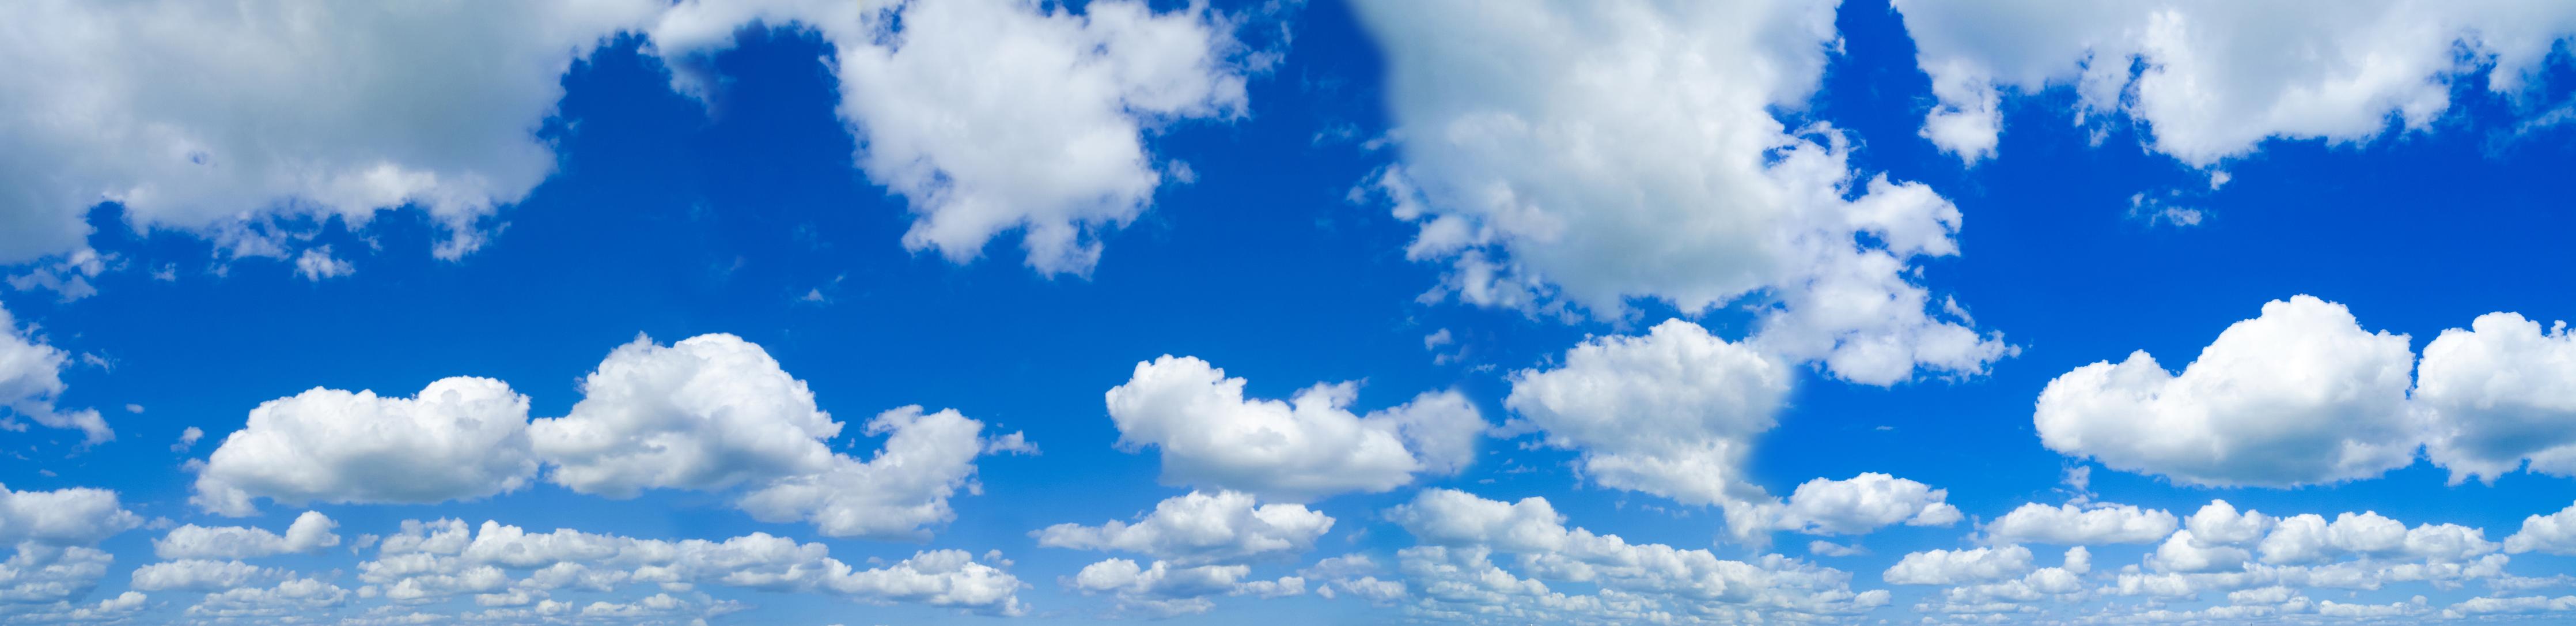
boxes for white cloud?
[154,511,340,560]
[530,334,844,497]
[1348,0,2005,384]
[0,484,143,546]
[1035,491,1334,565]
[2505,501,2576,555]
[733,405,1020,540]
[0,544,117,606]
[0,0,665,265]
[1384,489,1890,621]
[129,559,281,592]
[191,376,540,516]
[1067,558,1301,617]
[291,246,354,281]
[1103,355,1485,501]
[2034,295,2420,487]
[650,0,1256,276]
[1763,473,1965,536]
[1984,501,2179,545]
[1884,545,2035,585]
[0,304,110,444]
[2417,312,2576,484]
[1503,319,1787,514]
[1893,0,2576,165]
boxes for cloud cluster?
[1350,0,2006,385]
[0,304,108,444]
[190,334,1025,540]
[2037,296,2576,487]
[1894,0,2576,165]
[1036,491,1334,565]
[1104,355,1484,501]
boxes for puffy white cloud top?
[192,376,540,516]
[2417,312,2576,484]
[531,334,844,497]
[1349,0,2005,384]
[2035,296,2420,487]
[154,511,340,560]
[1504,319,1787,511]
[1894,0,2576,165]
[1036,491,1334,565]
[1104,355,1485,501]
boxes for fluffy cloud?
[1984,501,2179,545]
[0,484,143,547]
[1762,473,1965,536]
[191,376,540,516]
[1893,0,2576,165]
[1069,558,1302,617]
[0,544,116,606]
[1384,489,1890,621]
[0,304,109,444]
[2034,296,2419,487]
[1503,319,1786,512]
[1349,0,2004,384]
[2416,312,2576,484]
[154,511,340,560]
[129,559,281,592]
[733,405,1020,540]
[0,0,665,264]
[650,0,1256,275]
[1036,491,1334,565]
[1885,545,2035,585]
[530,334,843,497]
[1103,355,1486,501]
[2505,501,2576,555]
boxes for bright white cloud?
[1103,355,1485,501]
[650,0,1256,275]
[1036,491,1334,565]
[1985,501,2179,545]
[1503,319,1786,514]
[1384,489,1890,621]
[154,511,340,560]
[0,0,665,265]
[734,405,1020,540]
[2034,295,2420,487]
[2505,501,2576,555]
[129,559,281,592]
[531,334,843,497]
[1893,0,2576,165]
[0,304,109,444]
[1763,473,1965,536]
[2418,312,2576,484]
[1068,558,1301,617]
[191,376,540,516]
[1885,545,2035,586]
[0,484,143,546]
[1348,0,2005,384]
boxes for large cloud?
[733,405,1021,540]
[0,304,108,444]
[0,484,143,546]
[2034,296,2420,487]
[650,0,1256,275]
[191,377,540,516]
[1503,319,1786,514]
[1036,491,1334,565]
[1348,0,2005,384]
[1103,355,1485,501]
[0,0,664,263]
[2416,312,2576,484]
[1893,0,2576,165]
[530,334,843,497]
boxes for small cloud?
[124,404,144,414]
[294,246,355,281]
[172,426,203,452]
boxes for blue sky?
[6,0,2576,624]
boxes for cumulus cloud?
[650,0,1258,275]
[1761,473,1965,536]
[1384,488,1890,621]
[1504,319,1787,513]
[531,334,844,497]
[1984,501,2179,545]
[1068,558,1302,617]
[733,405,1018,540]
[0,0,665,264]
[0,304,109,444]
[0,484,144,546]
[1349,0,2005,384]
[1893,0,2576,165]
[1885,545,2035,585]
[2505,501,2576,555]
[2034,295,2420,487]
[130,559,282,592]
[191,376,540,516]
[1035,491,1334,565]
[1103,355,1486,501]
[154,511,340,560]
[2417,312,2576,484]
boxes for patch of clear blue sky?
[12,0,2576,621]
